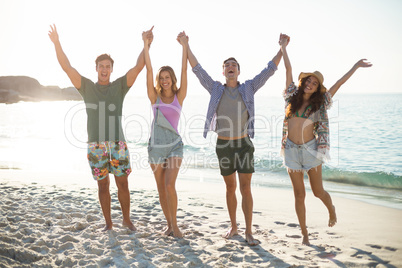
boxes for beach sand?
[0,169,401,267]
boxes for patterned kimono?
[281,82,333,161]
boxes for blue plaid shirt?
[192,61,278,138]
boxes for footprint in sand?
[291,254,308,261]
[367,244,397,252]
[286,234,302,239]
[274,221,285,225]
[385,246,397,252]
[318,252,337,259]
[367,244,382,249]
[287,223,299,228]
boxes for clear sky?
[0,0,401,96]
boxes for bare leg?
[115,175,136,231]
[222,172,238,239]
[288,170,310,245]
[165,157,183,238]
[307,165,337,227]
[238,173,259,246]
[151,163,172,235]
[97,175,113,231]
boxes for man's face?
[96,59,113,85]
[223,60,240,81]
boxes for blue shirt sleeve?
[192,63,222,95]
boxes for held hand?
[177,31,188,45]
[48,24,59,44]
[278,33,290,48]
[355,59,372,69]
[142,26,154,46]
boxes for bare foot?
[222,227,238,239]
[102,224,113,232]
[328,205,337,227]
[172,226,183,238]
[245,233,260,246]
[123,220,137,231]
[163,226,173,236]
[302,234,310,245]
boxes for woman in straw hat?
[279,35,372,245]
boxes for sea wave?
[322,168,402,190]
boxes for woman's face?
[304,76,320,94]
[159,71,172,91]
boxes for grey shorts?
[148,123,183,164]
[284,138,323,172]
[215,136,255,176]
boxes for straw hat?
[298,71,327,93]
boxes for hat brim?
[298,72,327,93]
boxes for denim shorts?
[283,138,323,172]
[215,136,255,176]
[87,141,131,181]
[148,109,183,164]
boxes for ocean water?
[0,93,401,209]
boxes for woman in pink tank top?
[143,27,188,238]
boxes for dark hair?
[285,76,324,118]
[95,54,114,67]
[223,57,240,71]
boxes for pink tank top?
[152,94,182,133]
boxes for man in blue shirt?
[185,33,288,245]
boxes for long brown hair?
[285,76,325,118]
[155,66,178,96]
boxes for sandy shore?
[0,170,401,267]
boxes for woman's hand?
[354,59,372,69]
[48,24,59,44]
[177,31,188,46]
[142,26,154,46]
[279,33,290,48]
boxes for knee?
[98,180,110,192]
[226,184,237,194]
[165,181,176,193]
[240,184,251,196]
[294,191,306,201]
[115,180,129,191]
[313,189,326,199]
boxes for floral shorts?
[87,141,131,181]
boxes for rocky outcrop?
[0,76,81,104]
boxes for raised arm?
[279,33,292,88]
[186,38,199,68]
[328,59,372,97]
[176,31,188,105]
[271,33,289,69]
[48,24,81,89]
[127,28,154,88]
[126,50,145,88]
[142,26,157,104]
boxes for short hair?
[95,54,114,67]
[223,57,240,71]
